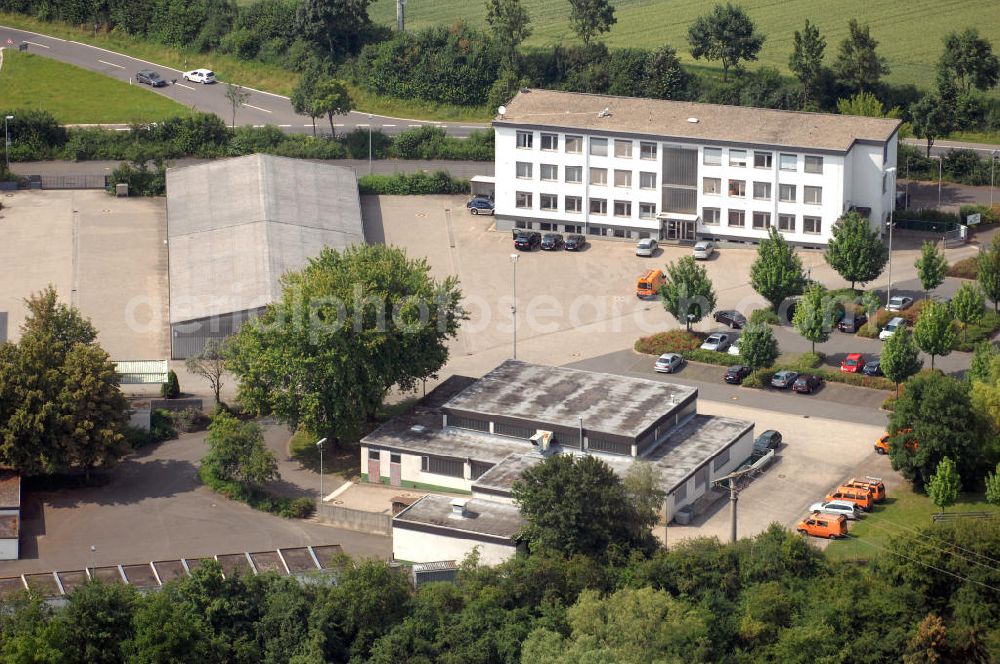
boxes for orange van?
[637,269,666,299]
[797,513,848,539]
[845,476,886,503]
[826,485,874,512]
[874,429,916,455]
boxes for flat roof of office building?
[393,494,524,540]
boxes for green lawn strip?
[826,485,1000,561]
[360,474,472,495]
[0,50,191,123]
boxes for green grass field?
[825,483,1000,561]
[0,50,191,123]
[370,0,1000,91]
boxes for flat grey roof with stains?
[443,360,696,439]
[394,494,524,539]
[0,471,20,509]
[472,453,543,494]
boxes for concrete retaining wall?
[316,504,392,536]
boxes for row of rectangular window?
[701,207,822,234]
[517,162,658,189]
[515,131,824,173]
[704,178,822,204]
[516,192,656,218]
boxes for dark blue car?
[466,197,495,215]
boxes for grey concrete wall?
[315,504,392,536]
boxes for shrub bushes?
[955,310,1000,351]
[633,330,704,355]
[683,349,734,366]
[150,409,178,443]
[390,127,494,161]
[109,160,167,196]
[358,170,469,195]
[947,256,978,279]
[749,308,781,325]
[197,466,315,519]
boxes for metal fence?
[38,174,109,190]
[894,217,958,233]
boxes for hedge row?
[198,466,314,519]
[358,170,469,195]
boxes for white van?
[879,317,906,341]
[809,500,862,520]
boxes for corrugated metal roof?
[114,360,168,384]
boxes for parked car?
[540,233,564,250]
[886,295,914,311]
[825,485,874,512]
[809,500,862,520]
[792,374,823,394]
[875,429,916,455]
[837,311,867,333]
[635,238,658,256]
[654,353,685,373]
[879,317,906,341]
[840,353,864,373]
[182,68,216,84]
[564,234,587,251]
[636,269,666,299]
[770,370,799,389]
[862,358,882,376]
[701,333,732,352]
[713,310,746,329]
[728,338,741,356]
[466,197,495,215]
[845,476,886,503]
[514,231,541,251]
[797,513,848,539]
[754,430,782,452]
[692,240,716,260]
[724,364,751,384]
[136,69,167,87]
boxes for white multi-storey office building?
[492,89,900,246]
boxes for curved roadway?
[0,25,490,137]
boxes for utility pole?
[396,0,406,32]
[713,466,756,544]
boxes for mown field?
[370,0,1000,91]
[0,50,192,123]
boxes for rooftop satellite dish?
[498,105,507,116]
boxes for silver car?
[692,240,716,260]
[654,353,684,373]
[635,238,658,256]
[700,333,731,352]
[886,296,913,312]
[809,500,862,520]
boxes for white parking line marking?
[408,124,421,127]
[244,103,272,113]
[278,124,291,127]
[382,124,396,127]
[334,123,344,127]
[24,40,50,48]
[98,59,125,69]
[303,124,313,127]
[175,82,195,90]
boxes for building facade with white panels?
[493,90,900,245]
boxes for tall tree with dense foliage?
[203,412,279,488]
[687,3,765,81]
[644,45,695,100]
[910,93,954,157]
[659,256,717,330]
[977,234,1000,312]
[880,326,922,394]
[832,19,889,93]
[888,372,982,486]
[227,244,465,442]
[967,340,999,384]
[0,287,128,477]
[738,323,779,376]
[915,241,948,296]
[788,19,825,102]
[937,28,1000,94]
[836,91,899,118]
[824,211,888,290]
[913,300,957,369]
[311,78,353,138]
[512,454,660,558]
[749,227,805,311]
[986,463,1000,505]
[927,457,961,514]
[290,64,324,136]
[792,284,833,353]
[567,0,616,45]
[951,282,985,345]
[486,0,531,62]
[295,0,375,61]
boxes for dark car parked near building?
[792,374,823,394]
[136,69,167,87]
[466,197,495,215]
[541,233,564,250]
[713,310,747,329]
[837,311,868,333]
[724,365,751,384]
[862,358,882,376]
[564,234,587,251]
[514,231,541,251]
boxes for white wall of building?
[0,538,17,561]
[361,446,473,493]
[665,429,754,522]
[393,526,518,566]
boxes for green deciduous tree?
[832,19,889,93]
[792,284,833,354]
[788,19,825,102]
[226,244,465,442]
[567,0,616,45]
[311,78,353,138]
[915,241,948,296]
[913,299,957,369]
[185,338,228,405]
[749,227,805,311]
[512,454,660,558]
[203,412,279,488]
[862,290,882,319]
[687,2,765,81]
[910,93,954,157]
[126,585,222,664]
[951,282,985,345]
[737,323,779,375]
[986,463,1000,505]
[48,580,138,664]
[660,256,717,330]
[643,45,695,101]
[836,91,900,118]
[880,326,922,394]
[824,211,888,290]
[926,457,961,514]
[295,0,374,61]
[224,83,250,128]
[977,234,1000,312]
[486,0,531,62]
[290,63,324,137]
[937,28,1000,95]
[967,340,999,384]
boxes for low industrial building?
[392,496,524,565]
[166,154,366,358]
[0,471,21,560]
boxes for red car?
[840,353,864,373]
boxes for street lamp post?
[316,437,327,502]
[931,155,943,208]
[991,150,998,209]
[4,115,13,172]
[367,114,373,176]
[885,167,897,307]
[510,253,519,359]
[89,544,96,580]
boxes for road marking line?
[24,40,50,48]
[408,124,421,127]
[253,124,264,128]
[382,124,396,127]
[98,59,125,69]
[175,82,195,90]
[334,123,344,127]
[460,125,483,129]
[244,103,271,113]
[302,124,313,127]
[278,124,291,127]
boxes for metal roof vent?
[687,117,699,123]
[597,107,612,118]
[449,498,469,518]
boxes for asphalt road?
[0,25,489,137]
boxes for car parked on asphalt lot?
[845,476,886,503]
[724,364,751,384]
[826,485,874,512]
[713,309,746,329]
[797,513,848,539]
[837,311,867,333]
[809,500,862,520]
[637,269,666,299]
[466,197,495,215]
[541,233,564,250]
[792,374,823,394]
[136,69,167,87]
[770,370,799,389]
[753,430,782,452]
[183,68,216,84]
[635,238,658,256]
[514,231,541,251]
[701,333,732,352]
[886,295,913,311]
[564,234,587,251]
[879,317,906,341]
[875,429,916,455]
[840,353,864,373]
[692,240,716,260]
[728,338,741,356]
[862,358,882,376]
[654,353,685,373]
